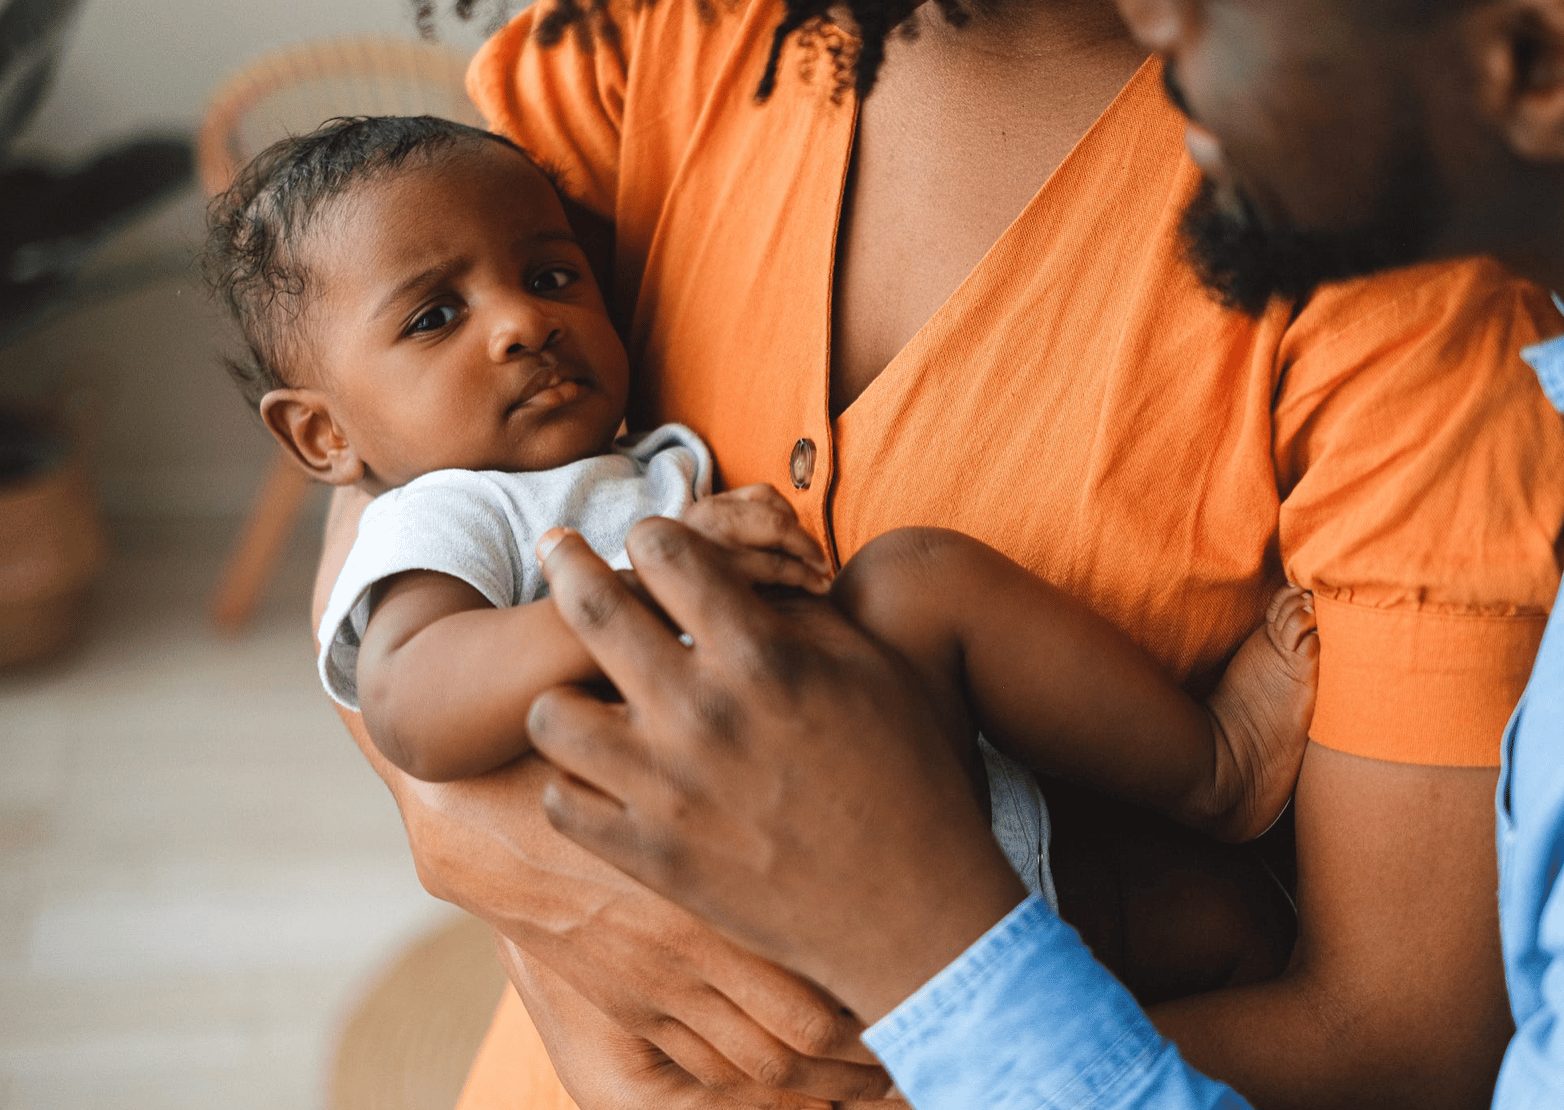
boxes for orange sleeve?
[1275,260,1564,766]
[465,2,635,220]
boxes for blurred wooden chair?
[199,37,482,633]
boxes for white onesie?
[317,423,712,709]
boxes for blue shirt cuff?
[863,895,1250,1109]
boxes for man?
[522,0,1564,1105]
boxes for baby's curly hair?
[203,114,535,408]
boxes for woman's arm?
[1146,748,1510,1110]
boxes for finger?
[726,547,833,596]
[528,685,654,800]
[622,518,791,655]
[681,988,892,1101]
[540,528,693,708]
[688,495,831,575]
[707,952,881,1067]
[725,488,832,573]
[649,1018,835,1110]
[513,956,773,1110]
[539,765,651,873]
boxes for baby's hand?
[682,484,834,595]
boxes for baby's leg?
[830,529,989,804]
[1204,587,1319,842]
[834,528,1299,1001]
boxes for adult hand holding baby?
[529,517,1029,1025]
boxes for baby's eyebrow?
[374,258,467,320]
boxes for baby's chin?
[470,399,625,475]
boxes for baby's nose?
[489,304,562,361]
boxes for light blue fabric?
[863,896,1250,1109]
[1490,319,1564,1109]
[1519,298,1564,413]
[863,320,1564,1110]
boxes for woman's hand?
[505,941,909,1110]
[528,518,1028,1023]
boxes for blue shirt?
[1491,314,1564,1108]
[863,317,1564,1110]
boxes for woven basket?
[0,414,107,668]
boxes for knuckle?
[629,516,695,566]
[744,633,818,698]
[761,550,791,578]
[789,1010,845,1057]
[750,1049,801,1089]
[689,680,745,743]
[643,1012,683,1043]
[681,499,715,526]
[565,578,625,631]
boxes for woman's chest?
[621,62,1288,680]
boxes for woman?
[315,0,1564,1104]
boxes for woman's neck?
[912,0,1134,63]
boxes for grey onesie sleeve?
[316,423,713,708]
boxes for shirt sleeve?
[465,0,635,220]
[1274,260,1564,766]
[863,896,1252,1110]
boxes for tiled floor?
[0,517,460,1109]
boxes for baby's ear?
[258,388,364,487]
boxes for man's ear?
[258,388,365,487]
[1472,0,1564,160]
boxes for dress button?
[789,437,817,491]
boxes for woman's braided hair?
[412,0,972,100]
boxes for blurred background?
[0,2,526,1106]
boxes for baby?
[206,113,1316,967]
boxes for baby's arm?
[355,571,603,782]
[834,528,1315,841]
[355,485,830,783]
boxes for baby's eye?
[529,267,578,294]
[407,304,459,334]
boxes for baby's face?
[301,141,629,487]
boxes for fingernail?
[536,527,573,561]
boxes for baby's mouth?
[508,365,592,413]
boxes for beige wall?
[2,0,500,519]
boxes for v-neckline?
[824,56,1161,429]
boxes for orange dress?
[456,1,1564,1104]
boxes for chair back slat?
[196,37,478,197]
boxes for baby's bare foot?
[1205,586,1319,842]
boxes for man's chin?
[1178,178,1433,317]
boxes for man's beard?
[1179,144,1448,317]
